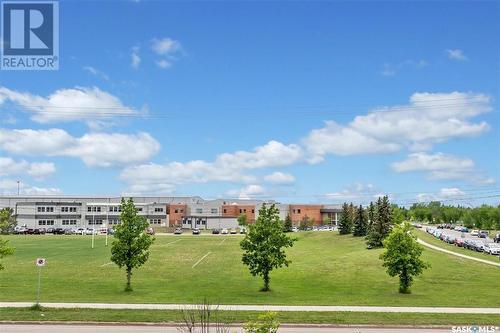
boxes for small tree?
[353,205,367,236]
[240,204,296,292]
[0,238,14,271]
[0,208,17,234]
[244,311,280,333]
[338,203,352,235]
[380,222,429,294]
[299,215,312,230]
[237,213,248,227]
[283,214,293,232]
[111,198,155,292]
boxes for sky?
[0,0,499,206]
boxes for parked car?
[46,228,54,234]
[463,239,475,250]
[85,228,97,235]
[174,227,183,235]
[146,227,155,235]
[454,226,462,231]
[229,228,237,234]
[34,228,46,235]
[292,226,299,232]
[239,227,247,234]
[483,243,500,255]
[445,235,456,244]
[212,229,220,235]
[471,240,485,252]
[64,228,74,235]
[478,230,489,238]
[107,228,115,235]
[460,227,469,233]
[192,228,200,235]
[53,228,65,235]
[494,234,500,243]
[74,227,85,235]
[471,230,479,237]
[221,228,229,234]
[454,238,465,247]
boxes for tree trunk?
[262,271,270,292]
[125,267,133,292]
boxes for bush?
[244,312,280,333]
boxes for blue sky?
[0,0,499,206]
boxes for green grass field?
[0,232,498,307]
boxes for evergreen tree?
[283,214,293,232]
[338,203,352,235]
[366,196,392,248]
[367,202,376,229]
[353,205,367,236]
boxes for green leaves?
[110,198,155,291]
[0,238,14,271]
[240,204,296,291]
[380,222,429,293]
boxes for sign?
[1,0,59,70]
[35,258,45,267]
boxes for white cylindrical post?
[36,266,42,305]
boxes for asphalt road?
[424,226,496,243]
[0,324,455,333]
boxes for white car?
[471,230,479,237]
[483,243,500,255]
[454,226,462,231]
[85,228,97,235]
[76,228,86,235]
[292,226,299,232]
[221,228,229,234]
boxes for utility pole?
[17,180,20,196]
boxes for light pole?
[17,180,20,196]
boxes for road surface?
[0,324,456,333]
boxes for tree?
[338,203,352,235]
[299,215,312,230]
[353,205,367,236]
[367,201,376,229]
[391,205,405,225]
[380,222,429,294]
[283,214,293,232]
[111,198,155,292]
[0,238,14,271]
[238,213,248,227]
[366,196,392,248]
[0,208,17,234]
[240,203,296,292]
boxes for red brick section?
[289,205,322,225]
[222,204,256,223]
[167,204,187,227]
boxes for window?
[137,207,143,212]
[196,208,202,214]
[211,208,218,214]
[61,207,68,212]
[70,207,77,212]
[46,220,54,226]
[180,209,184,213]
[62,219,76,225]
[174,209,179,213]
[87,207,92,212]
[251,209,254,213]
[38,220,46,225]
[47,207,54,212]
[298,209,301,214]
[150,219,162,224]
[239,209,242,213]
[154,207,163,212]
[37,207,45,212]
[223,209,227,213]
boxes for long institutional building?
[0,196,342,230]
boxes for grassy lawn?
[416,228,500,264]
[1,308,499,326]
[0,232,498,307]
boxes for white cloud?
[0,128,161,168]
[227,184,267,200]
[131,46,141,68]
[0,178,62,195]
[151,38,182,55]
[391,152,495,185]
[0,157,55,180]
[120,140,303,194]
[381,59,428,76]
[446,49,468,61]
[0,86,139,127]
[303,92,491,160]
[83,66,109,81]
[264,171,295,184]
[151,38,182,69]
[416,187,466,203]
[155,59,171,69]
[323,183,380,204]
